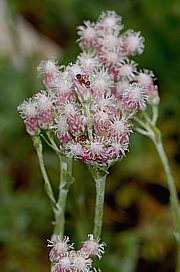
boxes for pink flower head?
[122,83,148,115]
[35,91,55,129]
[90,68,113,95]
[77,52,101,74]
[137,69,160,105]
[114,80,130,101]
[117,58,137,81]
[71,251,92,272]
[37,57,59,89]
[96,10,123,34]
[121,30,144,56]
[81,234,106,260]
[77,21,97,50]
[17,98,40,136]
[99,47,120,67]
[54,255,72,272]
[47,236,74,264]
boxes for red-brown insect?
[76,74,90,88]
[78,133,89,144]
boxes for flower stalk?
[88,165,108,239]
[54,154,74,236]
[33,136,59,215]
[33,135,74,238]
[134,112,180,272]
[93,174,107,239]
[151,132,180,272]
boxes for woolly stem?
[93,174,107,238]
[33,136,58,219]
[134,114,180,271]
[152,135,180,272]
[53,155,74,236]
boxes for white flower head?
[137,69,155,87]
[57,255,72,271]
[67,142,84,158]
[90,68,114,93]
[110,118,131,137]
[122,82,148,114]
[55,115,69,136]
[99,47,120,66]
[77,20,97,49]
[97,32,120,50]
[58,100,78,117]
[122,30,145,56]
[72,251,92,272]
[35,91,54,111]
[48,236,74,264]
[118,58,137,80]
[47,235,73,251]
[81,234,106,260]
[89,141,105,156]
[96,10,123,33]
[115,80,130,97]
[77,52,101,74]
[53,70,73,94]
[17,98,37,119]
[37,56,59,75]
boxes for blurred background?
[0,0,180,271]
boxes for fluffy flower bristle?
[121,30,144,56]
[81,234,106,260]
[117,59,137,80]
[96,10,123,33]
[90,68,113,93]
[48,236,73,264]
[122,83,148,114]
[77,21,97,49]
[77,52,100,74]
[17,98,37,118]
[72,251,92,271]
[48,235,104,272]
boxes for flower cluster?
[17,10,160,167]
[77,10,159,105]
[48,235,105,272]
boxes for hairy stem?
[134,114,180,271]
[53,155,74,236]
[153,138,180,230]
[33,136,58,218]
[93,174,107,239]
[152,135,180,272]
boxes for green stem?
[152,104,158,125]
[152,135,180,272]
[53,155,74,236]
[93,174,107,239]
[152,138,180,230]
[33,136,58,217]
[134,114,180,271]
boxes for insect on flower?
[76,74,91,88]
[78,133,89,144]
